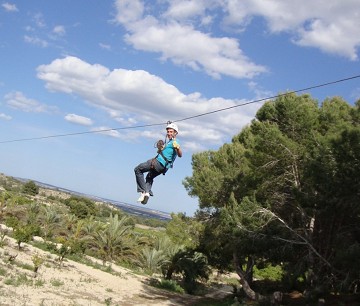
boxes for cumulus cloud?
[0,113,12,120]
[163,0,208,21]
[114,0,360,76]
[65,114,93,126]
[2,2,18,12]
[37,56,259,149]
[223,0,360,60]
[4,91,56,113]
[114,0,266,79]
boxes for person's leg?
[142,160,164,204]
[134,159,153,193]
[145,168,162,194]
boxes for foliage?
[22,180,39,196]
[32,253,45,274]
[149,278,185,294]
[0,190,11,221]
[140,247,168,275]
[4,273,33,286]
[184,93,360,298]
[63,196,99,219]
[253,264,283,281]
[13,224,34,249]
[0,228,8,247]
[39,206,60,240]
[162,248,210,294]
[87,214,133,264]
[5,216,19,228]
[166,212,204,249]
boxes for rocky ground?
[0,235,233,306]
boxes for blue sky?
[0,0,359,216]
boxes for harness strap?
[159,151,172,167]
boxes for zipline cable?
[1,74,359,144]
[0,123,167,144]
[173,74,360,123]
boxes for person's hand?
[173,140,180,149]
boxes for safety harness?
[152,139,174,175]
[151,121,176,175]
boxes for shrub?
[22,181,39,196]
[64,196,98,219]
[13,224,34,249]
[150,278,185,294]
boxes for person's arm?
[173,138,182,157]
[176,146,182,157]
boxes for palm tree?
[63,213,78,231]
[90,214,133,264]
[138,236,184,276]
[40,206,60,240]
[140,247,167,275]
[167,250,210,294]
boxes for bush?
[64,196,98,219]
[13,224,34,249]
[254,264,283,281]
[22,181,39,196]
[149,278,185,294]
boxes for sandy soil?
[0,236,231,306]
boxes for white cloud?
[99,43,111,50]
[4,91,56,113]
[2,2,18,12]
[37,56,258,149]
[65,114,93,126]
[24,35,48,47]
[0,113,12,120]
[114,0,144,24]
[33,12,46,28]
[90,126,121,139]
[164,0,207,21]
[114,0,266,79]
[53,25,66,36]
[114,0,360,78]
[223,0,360,60]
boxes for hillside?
[15,176,172,221]
[0,174,234,305]
[1,233,234,306]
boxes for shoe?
[137,192,145,202]
[141,193,150,205]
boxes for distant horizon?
[4,172,172,221]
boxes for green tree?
[89,214,133,264]
[22,180,39,196]
[184,93,360,299]
[166,213,203,249]
[140,247,168,275]
[13,224,34,249]
[64,196,98,219]
[165,250,210,294]
[39,206,60,240]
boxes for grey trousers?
[134,159,164,194]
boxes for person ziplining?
[134,122,182,205]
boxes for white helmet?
[166,122,179,133]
